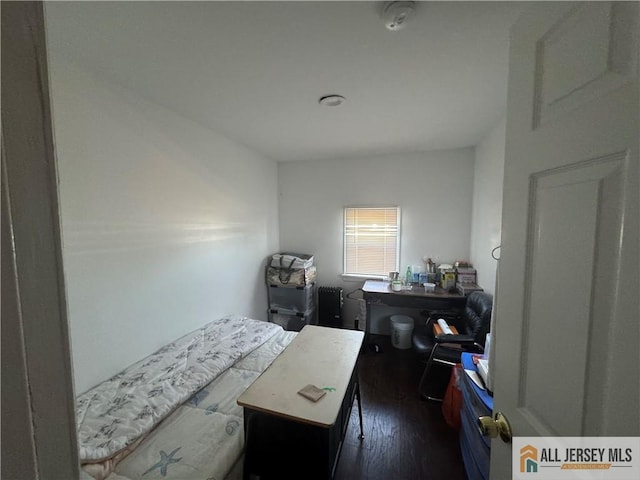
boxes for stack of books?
[454,262,482,295]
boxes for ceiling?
[44,1,529,162]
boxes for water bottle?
[405,265,412,284]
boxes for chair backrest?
[463,291,493,345]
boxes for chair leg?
[419,346,443,402]
[419,346,459,402]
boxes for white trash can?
[390,315,414,349]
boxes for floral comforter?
[76,316,282,463]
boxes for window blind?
[344,207,400,276]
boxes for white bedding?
[77,316,286,466]
[105,329,296,480]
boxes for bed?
[77,315,296,480]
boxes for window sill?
[340,273,387,282]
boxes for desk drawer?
[460,398,490,478]
[365,292,466,311]
[459,365,491,480]
[460,422,488,480]
[460,379,491,451]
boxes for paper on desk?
[464,369,486,390]
[437,319,453,335]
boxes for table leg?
[362,300,382,354]
[355,376,364,441]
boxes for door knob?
[478,411,512,443]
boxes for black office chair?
[412,291,493,401]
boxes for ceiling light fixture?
[382,1,416,31]
[318,94,346,107]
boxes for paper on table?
[464,369,486,390]
[298,384,327,402]
[437,318,454,335]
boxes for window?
[343,207,400,277]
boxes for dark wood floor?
[334,335,467,480]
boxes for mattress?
[78,316,296,480]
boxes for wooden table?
[237,325,365,480]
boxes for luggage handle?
[277,257,296,284]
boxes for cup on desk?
[391,280,402,291]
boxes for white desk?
[237,325,364,479]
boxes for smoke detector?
[319,95,346,107]
[382,1,416,31]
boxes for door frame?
[1,2,79,477]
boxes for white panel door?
[491,2,639,478]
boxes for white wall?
[278,150,475,329]
[48,60,279,394]
[470,119,506,295]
